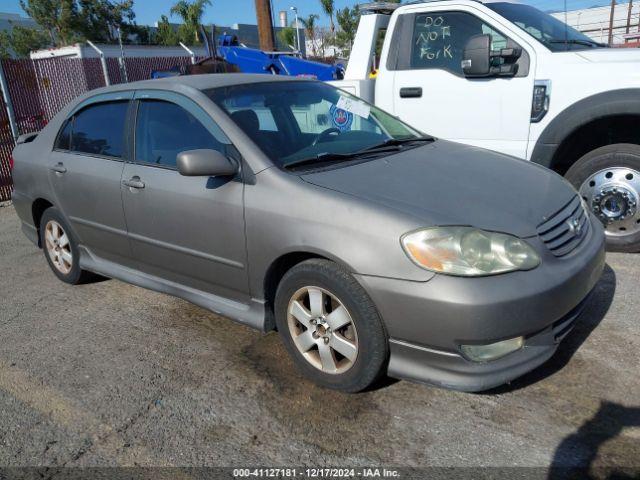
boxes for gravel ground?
[0,205,638,474]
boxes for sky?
[1,0,615,28]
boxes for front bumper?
[355,215,606,392]
[387,293,589,391]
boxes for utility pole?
[608,0,616,45]
[255,0,275,51]
[626,0,634,43]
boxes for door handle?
[399,87,423,98]
[122,177,145,189]
[50,163,67,174]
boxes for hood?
[576,48,640,64]
[301,141,576,238]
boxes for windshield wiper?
[283,152,356,170]
[357,136,435,154]
[283,137,435,170]
[549,39,605,48]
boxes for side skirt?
[78,246,267,331]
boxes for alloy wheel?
[287,286,358,375]
[44,220,73,274]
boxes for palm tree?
[170,0,212,44]
[319,0,335,35]
[300,13,319,56]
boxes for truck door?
[384,7,535,158]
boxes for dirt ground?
[0,206,638,475]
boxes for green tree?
[155,14,179,46]
[77,0,136,43]
[19,0,138,46]
[335,5,359,55]
[0,25,50,58]
[277,26,296,50]
[19,0,82,45]
[319,0,335,35]
[300,13,319,56]
[170,0,211,44]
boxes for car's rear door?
[48,92,133,265]
[121,90,249,301]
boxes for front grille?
[537,195,590,257]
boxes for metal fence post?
[179,42,197,64]
[0,60,19,141]
[86,40,110,86]
[117,27,128,83]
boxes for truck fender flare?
[530,88,640,170]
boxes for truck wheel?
[274,259,388,392]
[565,144,640,253]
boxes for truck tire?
[274,259,389,392]
[565,143,640,253]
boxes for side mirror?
[177,149,238,177]
[462,34,521,78]
[462,34,492,77]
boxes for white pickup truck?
[331,0,640,252]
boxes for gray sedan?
[11,74,605,392]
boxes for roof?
[80,73,310,99]
[136,73,309,90]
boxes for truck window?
[410,12,507,75]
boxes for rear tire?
[40,207,93,284]
[565,143,640,253]
[274,259,388,393]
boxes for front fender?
[530,88,640,169]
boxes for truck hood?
[576,48,640,64]
[301,141,576,238]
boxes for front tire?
[274,259,388,392]
[40,207,92,284]
[565,143,640,252]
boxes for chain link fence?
[0,55,199,202]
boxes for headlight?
[401,227,540,276]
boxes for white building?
[551,2,640,45]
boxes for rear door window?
[71,101,128,158]
[134,99,227,169]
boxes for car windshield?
[206,81,425,169]
[486,2,606,52]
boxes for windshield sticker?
[336,96,371,119]
[330,104,354,132]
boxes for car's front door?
[386,7,535,158]
[48,92,133,265]
[121,90,249,301]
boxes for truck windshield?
[206,81,425,169]
[487,2,606,51]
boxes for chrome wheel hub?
[579,167,640,237]
[44,220,72,274]
[287,286,358,375]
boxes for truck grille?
[537,195,590,257]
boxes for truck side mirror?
[462,34,522,78]
[462,34,492,77]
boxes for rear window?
[56,101,129,158]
